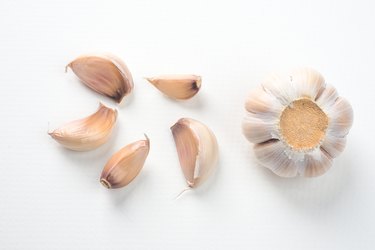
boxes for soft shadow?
[55,124,120,175]
[257,151,354,214]
[163,93,206,110]
[106,169,151,207]
[117,89,135,109]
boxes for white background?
[1,0,374,249]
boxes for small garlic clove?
[49,103,117,151]
[66,54,134,103]
[146,74,201,100]
[100,135,150,189]
[171,118,218,188]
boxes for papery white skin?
[171,118,218,187]
[67,54,134,103]
[49,103,117,151]
[243,68,353,177]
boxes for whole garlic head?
[242,68,353,177]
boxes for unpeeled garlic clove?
[100,135,150,189]
[146,74,201,100]
[171,118,218,188]
[66,54,134,103]
[49,103,117,151]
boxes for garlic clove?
[146,74,201,100]
[300,148,333,177]
[66,54,134,103]
[253,139,299,177]
[49,103,117,151]
[171,118,218,187]
[290,68,326,100]
[242,114,279,143]
[326,97,354,137]
[321,134,347,158]
[100,135,150,189]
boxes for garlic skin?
[49,103,117,151]
[66,54,134,103]
[100,135,150,189]
[146,75,201,100]
[243,68,353,177]
[171,118,218,187]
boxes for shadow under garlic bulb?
[242,68,353,177]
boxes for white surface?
[1,0,374,249]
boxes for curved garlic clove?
[100,135,150,189]
[49,103,117,151]
[146,74,201,100]
[171,118,218,187]
[66,54,134,103]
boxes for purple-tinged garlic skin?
[146,75,201,100]
[100,135,150,189]
[67,54,134,103]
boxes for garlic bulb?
[146,75,201,100]
[242,68,353,177]
[171,118,218,187]
[49,103,117,151]
[100,135,150,189]
[66,54,134,103]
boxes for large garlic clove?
[253,139,299,177]
[49,103,117,151]
[146,74,201,100]
[100,135,150,189]
[171,118,218,187]
[66,54,134,103]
